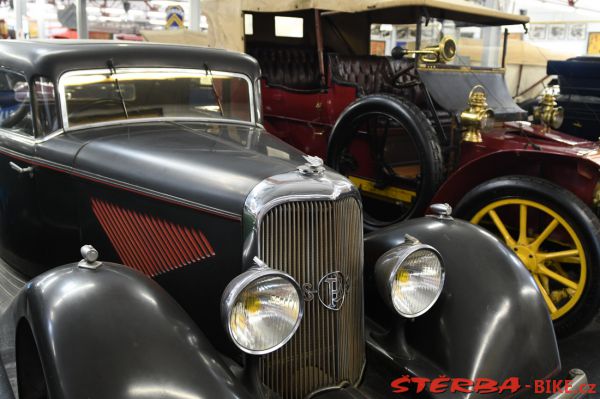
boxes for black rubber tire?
[327,94,444,229]
[454,175,600,337]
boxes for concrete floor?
[559,316,600,398]
[0,258,25,313]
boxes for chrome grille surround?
[243,170,365,399]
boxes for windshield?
[60,68,253,129]
[371,20,503,68]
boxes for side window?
[0,70,33,136]
[244,13,253,35]
[274,16,303,38]
[34,77,60,135]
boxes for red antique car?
[203,0,600,336]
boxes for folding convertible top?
[240,0,530,26]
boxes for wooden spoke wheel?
[328,95,444,229]
[455,175,600,336]
[471,199,585,320]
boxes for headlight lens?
[551,106,564,129]
[375,239,445,318]
[480,110,495,132]
[222,259,303,354]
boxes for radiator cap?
[298,155,325,176]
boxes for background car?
[0,40,576,399]
[541,56,600,142]
[203,0,600,336]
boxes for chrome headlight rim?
[551,106,565,129]
[480,109,496,133]
[221,259,304,355]
[376,239,446,318]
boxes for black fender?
[0,262,251,399]
[363,216,560,398]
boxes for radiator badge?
[303,271,349,311]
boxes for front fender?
[431,149,599,209]
[363,217,560,397]
[0,262,251,399]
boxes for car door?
[0,69,44,276]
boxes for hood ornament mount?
[298,155,326,177]
[78,245,103,270]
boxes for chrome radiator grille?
[258,197,364,399]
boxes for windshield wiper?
[204,63,224,116]
[107,59,129,119]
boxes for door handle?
[9,161,34,177]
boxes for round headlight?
[222,258,303,354]
[480,109,495,133]
[551,106,564,129]
[375,239,445,318]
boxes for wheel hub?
[513,245,539,272]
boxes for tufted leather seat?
[248,46,321,90]
[328,54,423,103]
[328,54,394,95]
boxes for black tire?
[327,94,444,229]
[455,175,600,337]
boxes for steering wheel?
[0,103,30,129]
[391,64,420,89]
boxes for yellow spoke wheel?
[471,199,586,320]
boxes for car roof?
[236,0,529,26]
[0,40,261,81]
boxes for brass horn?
[391,36,456,64]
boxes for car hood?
[63,122,307,218]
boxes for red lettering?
[450,378,474,393]
[429,376,450,393]
[474,378,499,394]
[412,377,430,393]
[534,380,546,394]
[551,380,564,393]
[587,384,598,394]
[390,376,411,394]
[564,380,574,394]
[498,377,521,394]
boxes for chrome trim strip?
[57,67,257,131]
[0,127,66,145]
[62,117,256,133]
[0,128,35,145]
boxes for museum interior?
[0,0,599,398]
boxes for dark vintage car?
[202,0,600,336]
[0,40,586,399]
[538,56,600,142]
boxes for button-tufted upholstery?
[248,45,425,103]
[328,54,395,95]
[248,46,321,90]
[328,53,423,103]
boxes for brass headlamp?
[533,91,564,131]
[391,36,457,64]
[460,85,495,143]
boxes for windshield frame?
[57,67,256,132]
